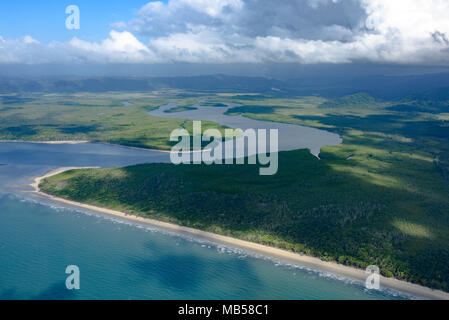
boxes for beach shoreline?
[0,140,172,153]
[31,167,449,300]
[1,140,209,154]
[0,140,90,145]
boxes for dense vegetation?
[37,90,449,292]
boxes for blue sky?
[0,1,448,66]
[0,0,151,42]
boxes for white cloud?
[0,35,48,63]
[1,0,449,65]
[69,30,152,63]
[307,0,340,10]
[22,36,39,44]
[138,0,243,18]
[0,31,153,64]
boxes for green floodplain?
[2,90,449,291]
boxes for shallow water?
[0,142,413,300]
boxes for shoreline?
[0,140,90,145]
[0,140,171,153]
[31,167,449,300]
[0,140,209,154]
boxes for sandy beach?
[31,167,449,300]
[0,140,172,153]
[0,140,90,144]
[1,140,208,154]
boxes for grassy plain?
[0,92,224,150]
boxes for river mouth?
[148,102,342,157]
[0,141,414,300]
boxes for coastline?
[31,167,449,300]
[0,140,171,153]
[0,140,207,154]
[0,140,90,145]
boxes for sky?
[0,0,148,42]
[0,0,449,71]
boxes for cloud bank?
[1,0,449,65]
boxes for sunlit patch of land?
[393,220,434,239]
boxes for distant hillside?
[1,73,449,99]
[287,73,449,99]
[409,86,449,102]
[0,75,284,95]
